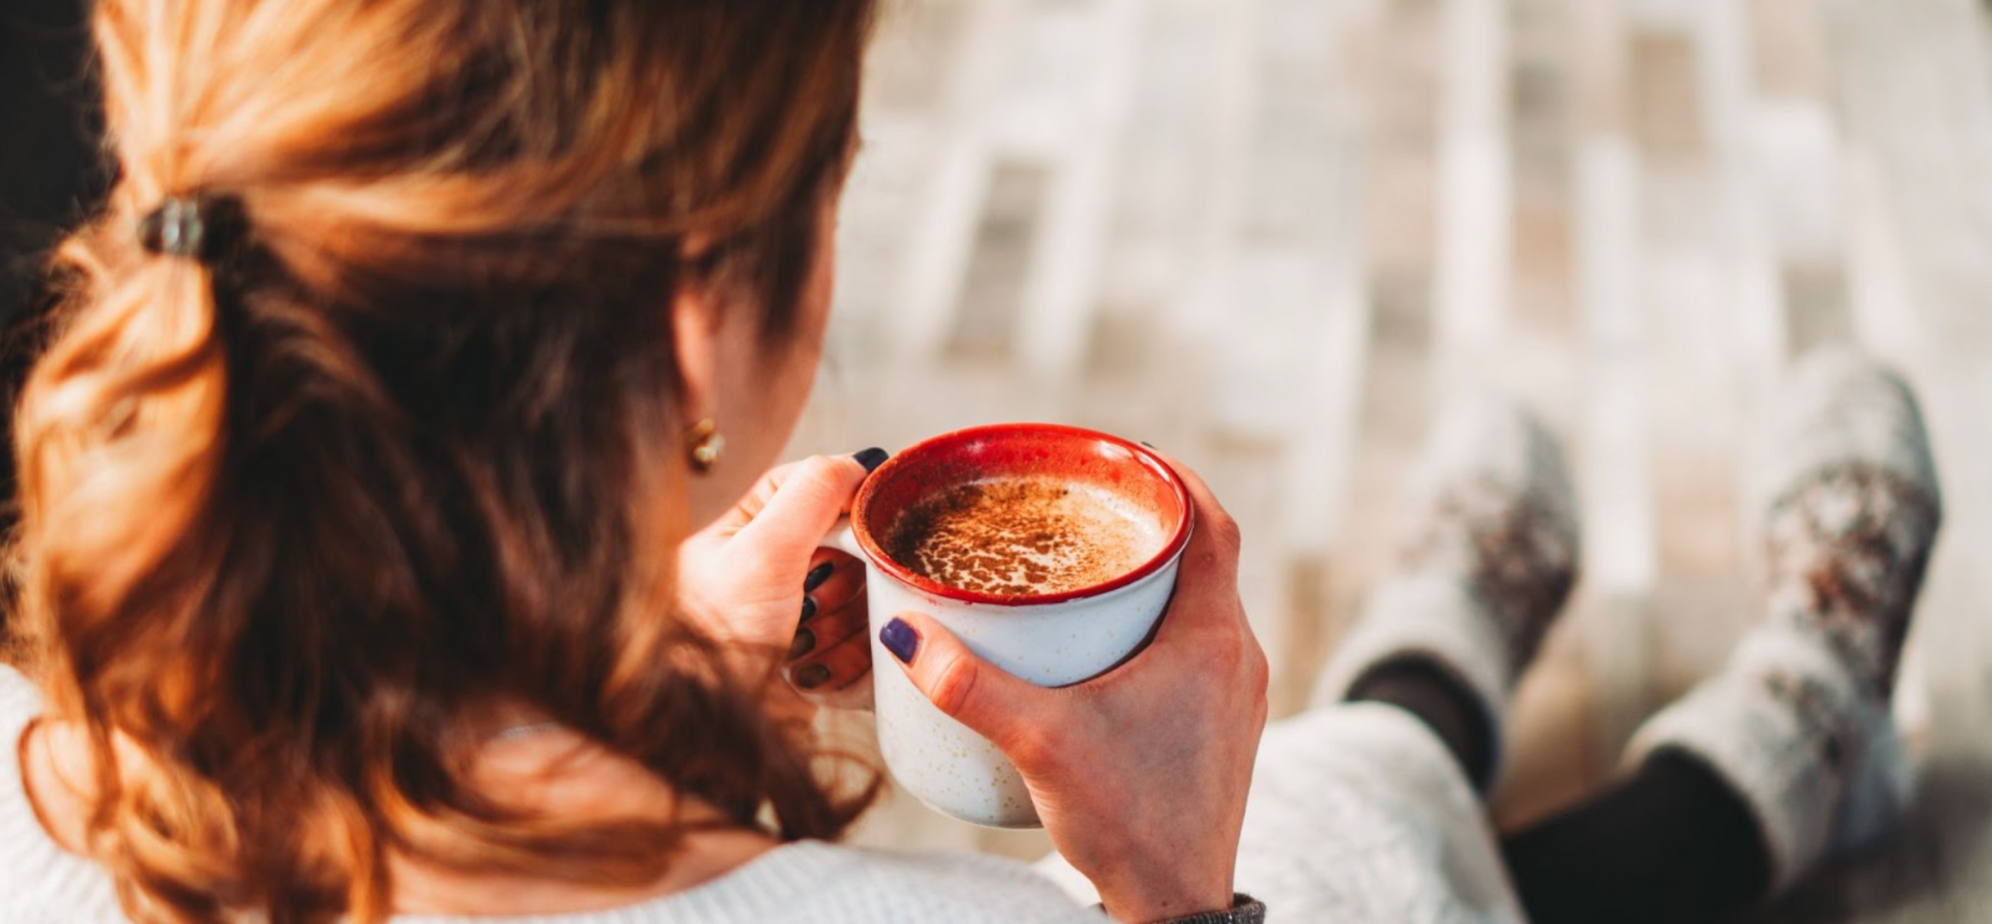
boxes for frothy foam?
[884,478,1166,597]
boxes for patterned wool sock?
[1320,394,1581,789]
[1626,349,1942,897]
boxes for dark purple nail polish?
[880,617,918,664]
[804,562,834,592]
[788,627,816,660]
[853,447,890,473]
[795,663,832,689]
[800,595,818,623]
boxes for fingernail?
[788,627,816,660]
[853,447,890,473]
[795,663,832,689]
[880,617,918,664]
[800,595,818,623]
[804,562,834,592]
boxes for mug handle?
[819,519,864,558]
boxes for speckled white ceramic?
[822,424,1193,828]
[827,525,1183,827]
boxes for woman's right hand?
[880,459,1269,924]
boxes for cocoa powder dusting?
[884,479,1157,597]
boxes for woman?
[0,1,1942,922]
[2,2,1262,921]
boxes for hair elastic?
[137,194,244,264]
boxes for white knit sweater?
[0,667,1101,924]
[0,665,1524,923]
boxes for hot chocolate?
[883,477,1164,597]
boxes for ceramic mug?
[821,423,1193,827]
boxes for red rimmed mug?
[823,424,1193,827]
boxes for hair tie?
[137,194,245,264]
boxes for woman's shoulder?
[0,669,1103,924]
[0,661,43,727]
[0,663,130,922]
[668,839,1103,924]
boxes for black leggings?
[1350,659,1772,924]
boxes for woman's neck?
[18,718,778,917]
[395,722,780,914]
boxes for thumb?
[878,612,1042,749]
[733,454,870,562]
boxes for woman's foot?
[1753,351,1943,697]
[1626,349,1942,897]
[1390,394,1582,674]
[1321,394,1581,788]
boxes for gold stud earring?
[685,418,725,474]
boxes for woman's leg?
[1325,385,1768,920]
[1318,394,1580,792]
[1501,351,1941,923]
[1503,752,1770,923]
[1349,661,1771,923]
[1346,657,1495,791]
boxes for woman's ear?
[671,264,722,424]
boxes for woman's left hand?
[676,452,882,703]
